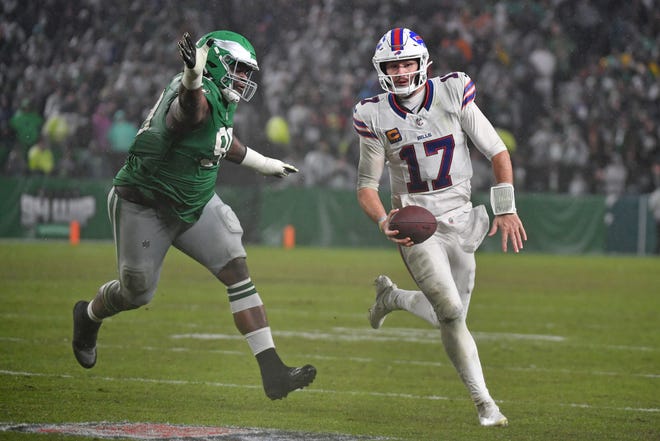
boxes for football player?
[72,31,316,400]
[353,28,526,426]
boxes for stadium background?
[1,4,658,440]
[1,0,658,254]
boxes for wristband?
[241,147,268,171]
[241,147,298,177]
[181,44,210,90]
[241,146,286,176]
[377,215,387,231]
[490,183,516,215]
[182,68,203,90]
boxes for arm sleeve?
[460,102,507,160]
[356,136,385,190]
[450,73,506,161]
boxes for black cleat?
[72,301,101,369]
[263,364,317,400]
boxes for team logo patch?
[386,128,402,143]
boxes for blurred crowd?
[1,0,659,197]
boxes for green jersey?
[114,74,237,223]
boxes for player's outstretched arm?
[227,136,298,178]
[166,32,211,133]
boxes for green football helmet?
[196,30,259,103]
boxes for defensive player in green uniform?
[72,31,316,400]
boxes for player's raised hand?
[178,32,212,90]
[178,32,197,69]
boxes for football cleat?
[477,401,509,427]
[72,301,101,369]
[368,275,397,329]
[263,364,317,400]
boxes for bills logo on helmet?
[410,33,425,46]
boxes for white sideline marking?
[1,369,658,414]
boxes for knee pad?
[120,266,155,307]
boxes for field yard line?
[1,333,658,379]
[388,360,660,379]
[0,321,656,352]
[169,328,567,343]
[1,332,656,352]
[167,329,657,353]
[1,369,658,414]
[67,344,659,379]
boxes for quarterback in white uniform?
[354,28,526,427]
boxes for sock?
[95,280,128,318]
[87,300,103,323]
[245,327,275,355]
[227,278,264,313]
[440,318,491,404]
[392,287,440,328]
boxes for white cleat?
[368,275,397,329]
[477,402,508,427]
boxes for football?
[388,205,437,244]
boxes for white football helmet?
[372,28,431,95]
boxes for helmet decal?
[212,39,257,67]
[391,28,405,52]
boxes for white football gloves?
[241,147,299,178]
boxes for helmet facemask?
[378,58,428,95]
[215,54,258,103]
[372,28,431,95]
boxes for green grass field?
[0,240,658,440]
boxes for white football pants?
[397,231,493,405]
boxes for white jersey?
[354,72,506,214]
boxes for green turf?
[0,241,658,440]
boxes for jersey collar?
[387,80,434,119]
